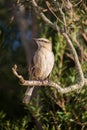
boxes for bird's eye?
[40,40,48,43]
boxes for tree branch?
[32,0,60,32]
[12,65,87,94]
[62,33,84,86]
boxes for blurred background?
[0,0,87,130]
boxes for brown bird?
[23,38,54,104]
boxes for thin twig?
[59,7,67,32]
[46,1,64,25]
[74,0,82,7]
[12,65,25,83]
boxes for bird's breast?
[33,47,54,80]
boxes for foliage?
[0,0,87,130]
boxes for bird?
[23,38,54,105]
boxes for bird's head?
[33,38,52,51]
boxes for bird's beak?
[33,38,39,46]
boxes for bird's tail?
[23,86,34,105]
